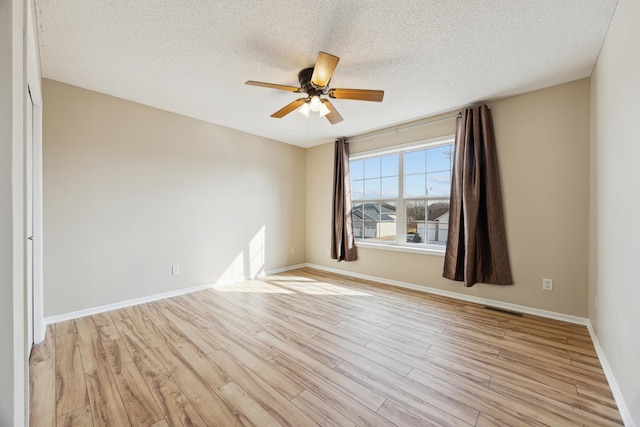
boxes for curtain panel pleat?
[331,138,358,262]
[443,105,513,286]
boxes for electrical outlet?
[172,265,180,275]
[542,278,553,291]
[290,248,295,255]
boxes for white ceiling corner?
[34,0,618,148]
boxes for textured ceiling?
[34,0,617,148]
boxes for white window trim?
[349,135,455,161]
[355,241,446,256]
[350,134,455,255]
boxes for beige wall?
[590,0,640,423]
[43,80,306,317]
[307,79,590,317]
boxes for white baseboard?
[304,263,588,325]
[266,263,307,275]
[44,263,307,325]
[586,322,636,427]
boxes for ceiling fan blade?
[271,98,308,118]
[322,100,343,125]
[245,81,301,92]
[328,88,384,102]
[310,52,340,88]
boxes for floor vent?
[484,306,523,317]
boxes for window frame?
[349,135,455,255]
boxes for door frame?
[26,85,34,348]
[27,0,44,346]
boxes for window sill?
[355,241,446,257]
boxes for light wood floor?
[30,267,623,426]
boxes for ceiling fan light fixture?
[298,101,310,117]
[319,101,331,117]
[309,95,322,112]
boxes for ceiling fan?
[245,52,384,125]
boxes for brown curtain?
[443,105,513,286]
[331,138,357,262]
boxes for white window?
[349,136,454,252]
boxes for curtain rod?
[346,113,461,143]
[346,104,492,143]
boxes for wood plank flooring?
[30,267,623,426]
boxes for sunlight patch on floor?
[215,280,294,294]
[270,280,371,296]
[216,276,371,296]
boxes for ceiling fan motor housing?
[298,67,327,96]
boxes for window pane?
[405,173,426,197]
[380,201,396,222]
[352,202,364,238]
[363,202,378,239]
[381,154,398,177]
[426,145,454,173]
[353,223,363,238]
[362,202,380,221]
[378,202,397,241]
[426,172,451,196]
[381,177,398,199]
[351,179,364,200]
[406,200,426,221]
[350,159,364,181]
[364,158,380,179]
[405,150,426,174]
[427,200,450,245]
[406,200,427,244]
[364,178,381,199]
[361,202,397,242]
